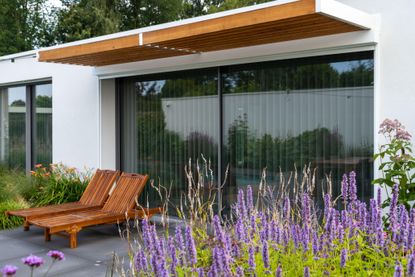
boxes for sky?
[48,0,62,8]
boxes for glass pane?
[0,86,26,169]
[120,69,219,210]
[33,84,52,166]
[222,52,374,209]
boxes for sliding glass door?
[119,51,374,211]
[120,69,218,207]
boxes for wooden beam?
[38,35,139,62]
[143,0,316,45]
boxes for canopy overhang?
[38,0,375,66]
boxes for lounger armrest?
[127,207,163,219]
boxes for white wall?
[0,55,99,169]
[100,79,116,170]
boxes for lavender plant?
[374,119,415,210]
[114,167,415,276]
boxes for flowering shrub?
[26,163,91,206]
[374,119,415,210]
[123,172,415,276]
[0,250,64,277]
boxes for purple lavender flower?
[1,265,17,276]
[237,189,248,219]
[248,245,256,272]
[408,254,415,277]
[394,264,403,277]
[304,266,310,277]
[185,225,197,266]
[246,185,254,212]
[301,193,311,229]
[324,193,331,219]
[390,184,399,233]
[22,255,43,268]
[341,173,348,204]
[212,247,224,273]
[167,237,178,274]
[408,209,415,251]
[275,265,282,277]
[262,241,270,270]
[312,231,319,256]
[175,225,186,265]
[250,214,257,239]
[197,267,205,277]
[236,266,244,276]
[377,187,382,208]
[47,250,65,261]
[349,171,357,203]
[235,217,246,242]
[134,250,148,272]
[340,248,347,268]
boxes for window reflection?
[0,86,26,169]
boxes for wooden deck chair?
[6,169,120,231]
[28,173,161,248]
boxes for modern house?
[0,0,413,208]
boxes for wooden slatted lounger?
[6,169,120,231]
[28,173,161,248]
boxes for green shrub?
[0,200,28,229]
[28,163,92,206]
[0,167,30,203]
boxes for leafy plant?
[373,119,415,210]
[27,163,91,207]
[0,200,28,229]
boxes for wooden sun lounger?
[6,169,120,231]
[28,173,161,248]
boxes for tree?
[54,0,121,43]
[0,0,54,56]
[118,0,183,30]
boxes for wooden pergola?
[38,0,373,66]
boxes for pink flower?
[22,255,43,268]
[1,265,17,276]
[47,250,65,261]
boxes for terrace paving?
[0,224,132,276]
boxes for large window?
[119,51,374,211]
[0,83,52,170]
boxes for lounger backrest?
[102,173,148,214]
[79,169,120,206]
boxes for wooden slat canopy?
[38,0,368,66]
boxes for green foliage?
[55,0,121,43]
[0,0,55,56]
[27,164,91,206]
[0,200,28,229]
[373,119,415,210]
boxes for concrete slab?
[0,225,137,276]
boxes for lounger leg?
[69,232,77,249]
[68,226,81,249]
[24,221,30,231]
[44,229,51,242]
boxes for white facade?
[0,0,414,203]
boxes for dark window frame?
[0,81,52,173]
